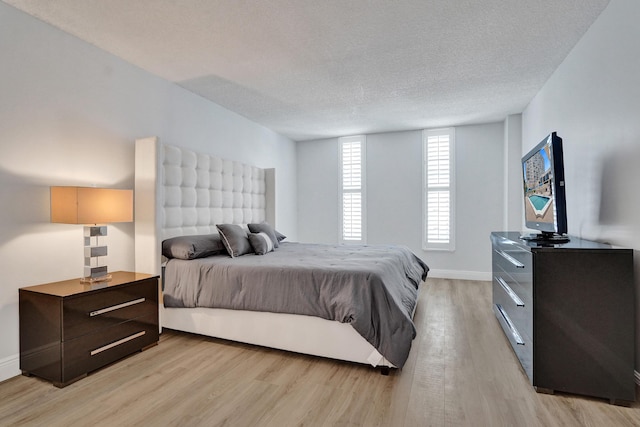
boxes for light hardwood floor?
[1,278,638,426]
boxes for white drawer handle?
[90,298,146,317]
[90,331,146,356]
[495,277,525,307]
[496,304,525,345]
[495,249,525,268]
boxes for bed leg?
[380,366,390,376]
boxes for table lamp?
[50,186,133,283]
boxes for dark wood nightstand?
[19,271,159,387]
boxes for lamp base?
[80,273,112,283]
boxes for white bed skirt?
[161,306,393,368]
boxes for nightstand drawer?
[20,272,159,387]
[63,278,158,340]
[62,313,158,383]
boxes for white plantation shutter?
[423,128,455,251]
[340,136,366,243]
[426,191,450,242]
[342,192,362,240]
[342,140,362,190]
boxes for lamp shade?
[51,187,133,224]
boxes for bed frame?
[134,137,393,368]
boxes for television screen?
[521,132,568,240]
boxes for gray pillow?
[162,234,226,260]
[275,229,287,243]
[248,232,275,255]
[248,222,280,248]
[216,224,253,258]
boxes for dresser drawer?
[493,247,532,293]
[494,264,531,305]
[61,313,158,383]
[493,274,532,340]
[493,303,533,382]
[493,244,531,273]
[63,279,158,340]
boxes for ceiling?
[4,0,610,141]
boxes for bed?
[134,137,428,369]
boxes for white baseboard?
[427,269,492,281]
[0,353,20,383]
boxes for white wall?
[0,3,297,380]
[297,123,505,279]
[521,0,640,371]
[503,114,523,231]
[366,130,423,252]
[296,138,340,244]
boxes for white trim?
[264,168,276,227]
[422,128,456,251]
[339,135,367,244]
[0,353,20,383]
[134,137,161,277]
[426,269,491,281]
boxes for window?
[423,128,455,251]
[340,135,366,243]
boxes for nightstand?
[19,271,159,387]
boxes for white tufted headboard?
[134,137,275,276]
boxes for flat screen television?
[521,132,569,243]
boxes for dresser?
[20,271,159,387]
[490,232,635,405]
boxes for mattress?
[163,242,428,368]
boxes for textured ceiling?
[4,0,610,141]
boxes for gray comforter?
[163,242,429,368]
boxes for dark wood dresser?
[19,271,159,387]
[490,232,635,405]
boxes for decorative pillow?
[248,232,275,255]
[248,222,280,248]
[216,224,253,258]
[275,229,287,243]
[162,234,226,260]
